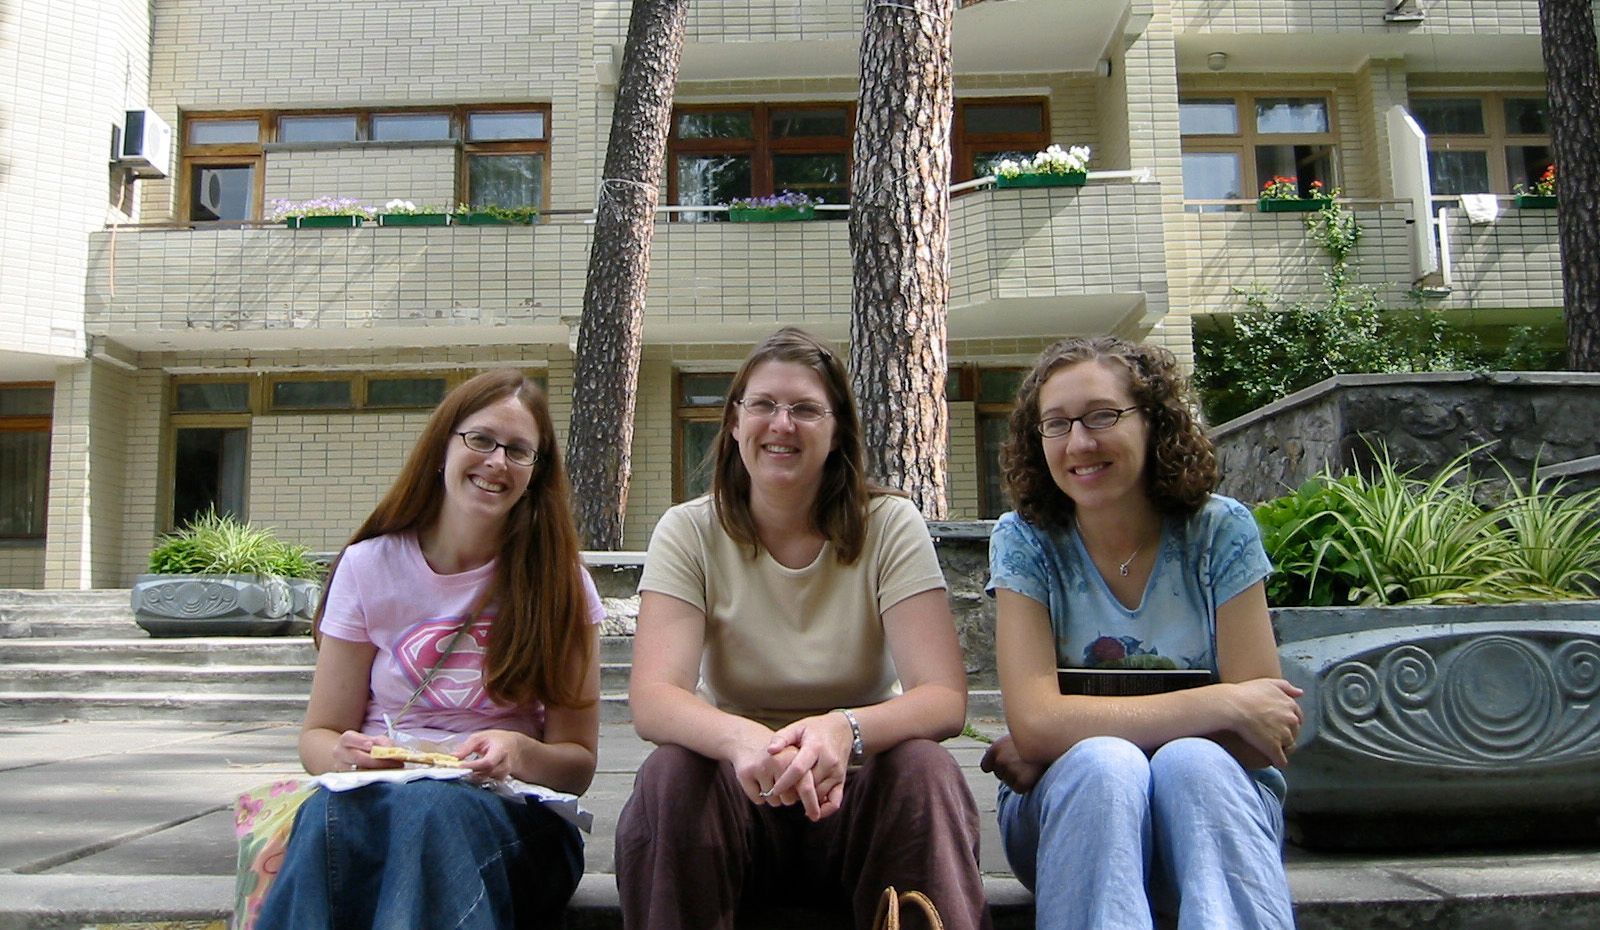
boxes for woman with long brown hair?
[256,369,602,929]
[616,327,989,929]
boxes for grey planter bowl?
[1273,600,1600,849]
[132,574,319,637]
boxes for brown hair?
[313,369,593,710]
[1000,335,1218,530]
[710,327,889,564]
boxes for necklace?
[1116,544,1142,577]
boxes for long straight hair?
[710,327,892,564]
[313,369,593,710]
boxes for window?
[955,98,1051,181]
[0,384,51,539]
[673,372,733,500]
[1410,94,1552,195]
[180,105,551,220]
[1179,93,1337,210]
[669,105,852,221]
[949,366,1024,519]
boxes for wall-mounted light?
[1095,58,1113,79]
[1207,51,1228,72]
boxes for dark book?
[1057,667,1214,697]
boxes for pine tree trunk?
[848,0,955,518]
[1539,0,1600,370]
[567,0,691,548]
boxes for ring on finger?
[758,787,774,799]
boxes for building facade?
[0,0,1582,587]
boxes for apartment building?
[0,0,1576,588]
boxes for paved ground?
[1,718,1599,929]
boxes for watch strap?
[836,708,865,765]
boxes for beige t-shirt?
[638,494,948,729]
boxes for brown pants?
[614,739,991,930]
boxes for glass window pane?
[0,387,53,416]
[1179,99,1239,135]
[771,108,849,138]
[468,154,544,209]
[372,113,451,141]
[978,369,1025,404]
[467,111,545,141]
[0,431,49,536]
[679,373,733,407]
[173,427,247,529]
[277,115,357,143]
[980,415,1010,519]
[175,382,250,413]
[676,111,753,139]
[1410,98,1485,136]
[270,380,352,409]
[1255,98,1329,134]
[1503,98,1549,135]
[1182,152,1243,209]
[974,149,1034,178]
[772,153,847,209]
[190,165,255,221]
[367,378,446,408]
[1427,149,1491,194]
[675,154,751,222]
[1507,146,1555,192]
[1253,144,1333,194]
[189,119,260,145]
[963,102,1045,135]
[679,420,721,500]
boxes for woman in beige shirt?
[615,327,990,930]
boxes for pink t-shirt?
[319,532,604,744]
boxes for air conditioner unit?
[118,108,173,178]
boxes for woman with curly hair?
[978,335,1301,930]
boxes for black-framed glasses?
[1037,406,1142,439]
[456,430,539,466]
[736,398,833,423]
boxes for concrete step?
[599,635,633,663]
[0,691,312,723]
[0,636,317,666]
[0,663,314,696]
[0,589,143,639]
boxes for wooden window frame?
[671,370,734,502]
[1410,92,1552,196]
[953,97,1052,183]
[0,382,53,540]
[667,103,854,209]
[1179,91,1339,207]
[180,104,552,221]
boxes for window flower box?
[454,212,537,226]
[269,197,374,229]
[378,212,449,227]
[284,215,365,228]
[728,205,817,223]
[1513,195,1558,210]
[1258,198,1326,213]
[994,171,1087,189]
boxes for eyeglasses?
[456,430,539,466]
[736,398,833,423]
[1037,406,1142,439]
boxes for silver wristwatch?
[837,708,865,765]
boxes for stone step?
[0,589,144,639]
[0,636,318,665]
[599,634,633,663]
[0,588,132,608]
[0,691,314,723]
[0,663,315,696]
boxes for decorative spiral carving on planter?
[1555,640,1600,699]
[1326,661,1381,721]
[1379,645,1436,708]
[1441,637,1555,755]
[143,580,239,618]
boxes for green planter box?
[728,205,817,223]
[994,171,1087,189]
[1258,198,1327,213]
[378,212,449,227]
[1513,195,1558,209]
[284,215,366,228]
[455,213,537,226]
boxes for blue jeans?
[255,779,583,930]
[996,737,1294,930]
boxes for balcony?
[1432,198,1562,312]
[85,175,1168,353]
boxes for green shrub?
[1255,444,1600,607]
[148,510,323,580]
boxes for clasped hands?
[733,711,854,822]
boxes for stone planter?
[1273,600,1600,849]
[132,574,319,637]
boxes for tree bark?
[566,0,691,548]
[848,0,955,518]
[1539,0,1600,370]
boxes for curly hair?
[1000,336,1218,530]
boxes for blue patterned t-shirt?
[986,495,1271,676]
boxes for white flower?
[384,199,417,213]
